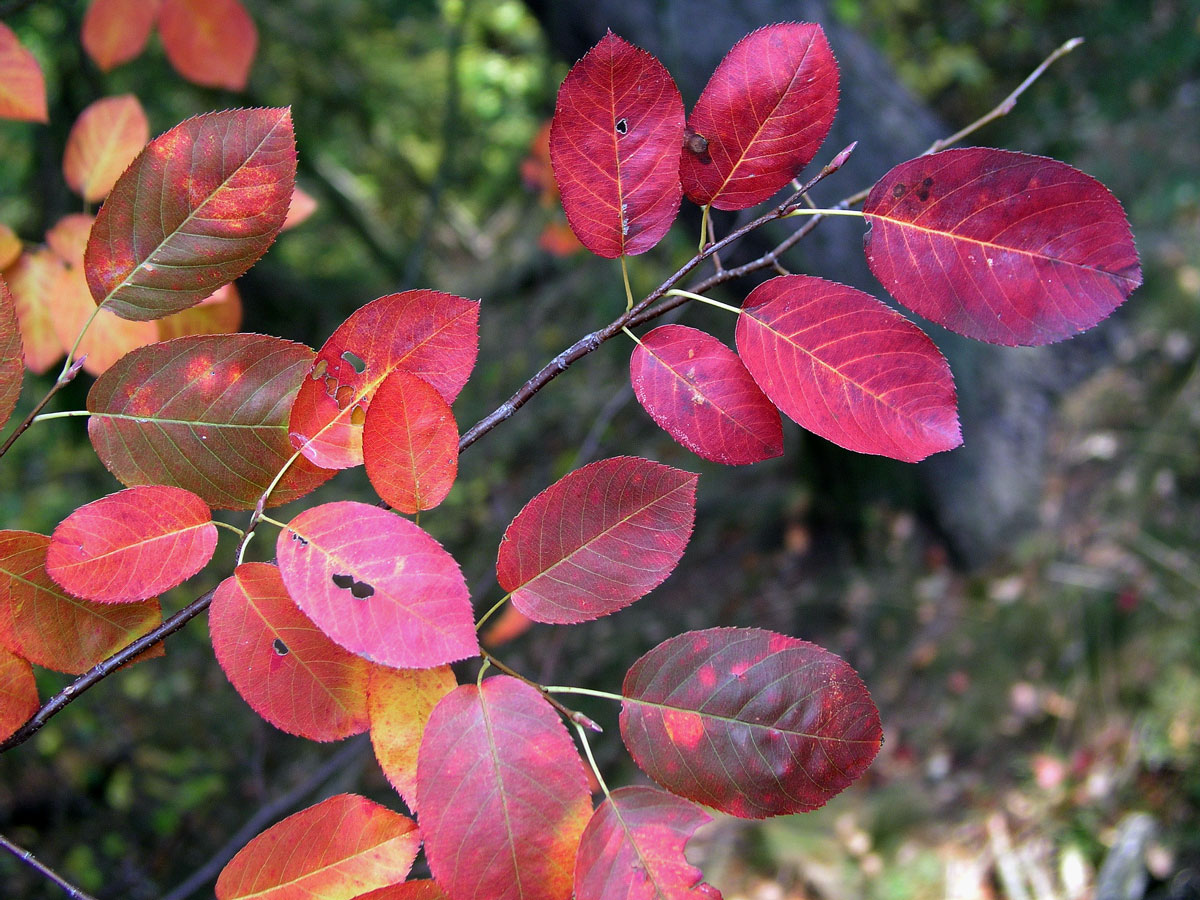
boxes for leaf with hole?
[0,278,23,434]
[84,107,295,321]
[63,95,150,203]
[363,367,458,514]
[289,291,478,470]
[575,786,720,900]
[276,502,477,669]
[0,531,163,674]
[497,456,697,625]
[862,148,1141,346]
[549,31,684,258]
[631,324,782,465]
[216,793,419,900]
[47,486,217,604]
[368,663,456,811]
[620,627,882,818]
[81,0,161,71]
[735,275,960,462]
[417,676,593,900]
[211,563,370,742]
[87,333,334,509]
[5,250,66,375]
[681,23,838,210]
[0,644,38,743]
[158,0,257,91]
[0,23,47,123]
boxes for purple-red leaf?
[631,324,782,465]
[87,333,334,509]
[417,676,593,900]
[0,531,163,674]
[863,148,1141,346]
[46,486,217,603]
[216,793,419,900]
[496,456,697,625]
[289,291,479,470]
[620,627,883,818]
[0,278,23,434]
[211,563,370,742]
[367,664,456,812]
[0,24,47,123]
[85,107,295,321]
[158,0,257,91]
[549,31,684,258]
[0,644,38,743]
[363,367,458,515]
[575,786,721,900]
[681,24,838,210]
[735,275,961,462]
[63,95,150,202]
[82,0,161,72]
[276,502,477,669]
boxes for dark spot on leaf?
[917,189,930,202]
[615,118,628,135]
[341,350,366,374]
[683,127,709,157]
[892,183,907,199]
[332,572,375,599]
[922,176,934,188]
[273,638,289,656]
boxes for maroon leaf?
[87,333,334,509]
[85,108,295,321]
[211,563,370,741]
[631,324,782,465]
[863,148,1142,346]
[496,457,697,625]
[575,786,721,900]
[417,676,593,900]
[288,291,479,470]
[0,278,24,434]
[620,627,882,818]
[549,31,684,257]
[681,24,838,210]
[276,502,477,669]
[363,367,459,515]
[0,644,38,743]
[735,275,960,462]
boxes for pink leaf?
[681,24,838,210]
[735,274,961,462]
[0,23,47,123]
[82,0,161,72]
[631,324,782,465]
[158,0,257,91]
[47,486,217,603]
[276,502,477,669]
[549,31,684,257]
[497,456,697,625]
[863,148,1142,346]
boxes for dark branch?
[0,832,100,900]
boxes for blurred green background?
[1,0,1198,898]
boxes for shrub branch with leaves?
[0,7,1138,900]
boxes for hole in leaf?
[273,638,289,656]
[684,128,708,155]
[892,183,907,199]
[311,358,327,380]
[350,404,366,427]
[290,532,308,546]
[615,118,628,135]
[335,384,355,409]
[332,572,375,599]
[341,350,366,374]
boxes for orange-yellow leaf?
[0,23,47,123]
[0,224,20,270]
[0,278,24,434]
[155,282,243,340]
[63,95,150,202]
[367,664,456,811]
[0,644,38,743]
[158,0,257,91]
[82,0,161,71]
[5,250,66,374]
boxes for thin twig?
[0,832,101,900]
[480,649,602,733]
[0,356,86,461]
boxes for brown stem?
[0,356,86,461]
[480,649,602,733]
[0,832,100,900]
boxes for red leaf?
[211,563,370,741]
[82,0,161,72]
[0,531,163,674]
[289,291,478,470]
[0,278,24,434]
[681,24,838,210]
[367,664,456,811]
[631,324,782,465]
[63,95,150,203]
[496,456,697,625]
[282,186,318,231]
[417,676,593,900]
[46,486,217,603]
[620,627,882,818]
[0,24,47,123]
[276,502,477,669]
[863,148,1142,346]
[87,333,334,509]
[549,31,684,258]
[216,793,419,900]
[353,881,447,900]
[85,107,295,321]
[158,0,257,91]
[0,644,38,743]
[735,275,961,462]
[363,368,458,514]
[155,282,243,341]
[575,786,720,900]
[5,250,66,375]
